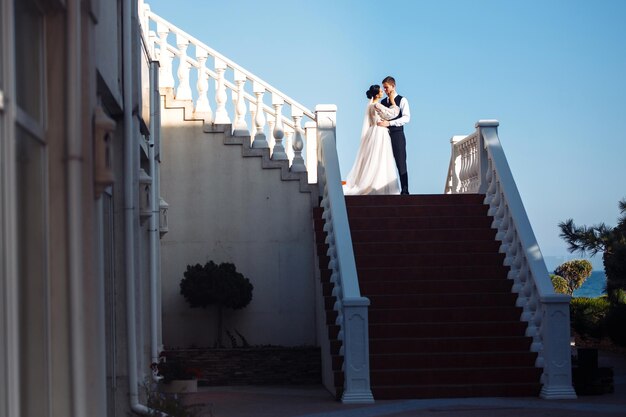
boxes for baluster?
[267,114,276,154]
[214,57,230,124]
[251,82,268,148]
[194,46,212,121]
[284,128,294,163]
[232,70,248,136]
[249,102,257,146]
[271,94,287,160]
[175,34,192,100]
[290,109,306,172]
[156,22,174,89]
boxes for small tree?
[179,261,253,347]
[553,259,593,296]
[559,198,626,301]
[550,274,569,295]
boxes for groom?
[377,76,410,194]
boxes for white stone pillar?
[290,109,306,173]
[156,22,174,88]
[271,94,287,160]
[305,121,317,183]
[232,69,249,136]
[539,295,577,399]
[251,81,268,148]
[175,34,192,100]
[195,46,212,121]
[213,57,230,124]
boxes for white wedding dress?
[343,101,400,195]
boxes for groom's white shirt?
[387,95,410,127]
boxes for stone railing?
[141,4,316,177]
[445,120,577,400]
[315,106,374,404]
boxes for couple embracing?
[343,76,410,196]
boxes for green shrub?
[606,302,626,346]
[570,297,610,338]
[550,274,568,294]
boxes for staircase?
[314,193,542,399]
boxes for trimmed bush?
[554,259,593,296]
[570,297,610,338]
[550,274,569,295]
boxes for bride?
[343,84,400,195]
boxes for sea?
[572,270,607,298]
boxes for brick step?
[370,367,541,386]
[354,253,505,268]
[317,252,505,269]
[369,337,532,354]
[370,351,537,369]
[346,204,488,218]
[350,240,501,255]
[344,194,486,207]
[361,279,512,294]
[368,306,522,323]
[348,216,492,231]
[372,382,541,399]
[367,293,517,309]
[348,228,497,242]
[357,265,510,281]
[368,322,527,339]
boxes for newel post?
[475,120,498,194]
[539,295,577,399]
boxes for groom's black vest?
[382,95,403,133]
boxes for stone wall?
[165,347,321,386]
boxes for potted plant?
[179,261,253,347]
[152,353,202,393]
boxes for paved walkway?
[184,350,626,417]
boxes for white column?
[175,34,192,100]
[305,121,317,183]
[539,296,577,399]
[251,81,268,148]
[271,94,287,160]
[290,109,306,173]
[285,129,294,164]
[156,22,174,89]
[267,114,276,154]
[194,46,212,121]
[249,102,257,146]
[232,69,249,136]
[213,57,230,124]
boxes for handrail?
[315,105,373,404]
[446,120,576,400]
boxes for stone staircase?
[160,87,315,196]
[314,193,542,399]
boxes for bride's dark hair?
[365,84,380,100]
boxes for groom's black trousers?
[389,128,409,192]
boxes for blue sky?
[146,0,626,269]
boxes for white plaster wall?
[160,106,318,348]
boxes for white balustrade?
[142,8,317,174]
[316,105,374,404]
[445,120,576,400]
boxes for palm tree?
[559,199,626,301]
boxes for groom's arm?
[388,97,410,127]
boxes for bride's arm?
[374,102,400,120]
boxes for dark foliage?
[180,261,253,310]
[554,259,593,296]
[559,198,626,302]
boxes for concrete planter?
[159,379,198,394]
